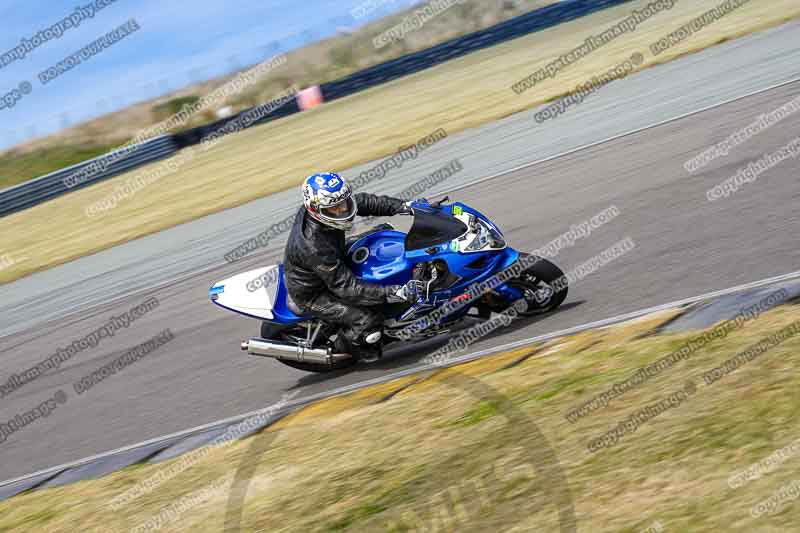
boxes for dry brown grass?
[1,0,798,285]
[2,302,798,532]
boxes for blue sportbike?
[209,197,567,372]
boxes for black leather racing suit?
[283,192,405,346]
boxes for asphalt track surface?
[0,19,799,481]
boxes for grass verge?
[1,0,798,284]
[2,302,799,531]
[0,144,119,191]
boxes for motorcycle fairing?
[210,264,309,323]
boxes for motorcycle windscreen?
[404,208,468,251]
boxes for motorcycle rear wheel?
[260,322,356,373]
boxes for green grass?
[452,399,502,427]
[0,143,117,191]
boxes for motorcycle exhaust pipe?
[241,337,352,365]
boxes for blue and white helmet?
[301,172,358,230]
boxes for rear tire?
[277,358,355,373]
[259,321,356,373]
[260,321,285,339]
[511,254,568,316]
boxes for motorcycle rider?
[283,172,422,363]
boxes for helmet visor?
[320,197,356,221]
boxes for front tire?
[510,254,568,316]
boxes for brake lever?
[425,265,438,302]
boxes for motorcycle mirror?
[431,195,450,208]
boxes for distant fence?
[0,0,632,218]
[0,136,177,217]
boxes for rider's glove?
[386,280,426,303]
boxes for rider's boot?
[334,331,383,363]
[353,341,382,364]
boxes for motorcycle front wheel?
[508,253,568,317]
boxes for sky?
[0,0,418,151]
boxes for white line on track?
[444,76,800,196]
[3,268,800,491]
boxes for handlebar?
[408,195,450,212]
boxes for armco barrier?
[0,0,632,217]
[171,98,302,148]
[0,135,178,218]
[310,0,632,105]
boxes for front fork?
[483,273,555,313]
